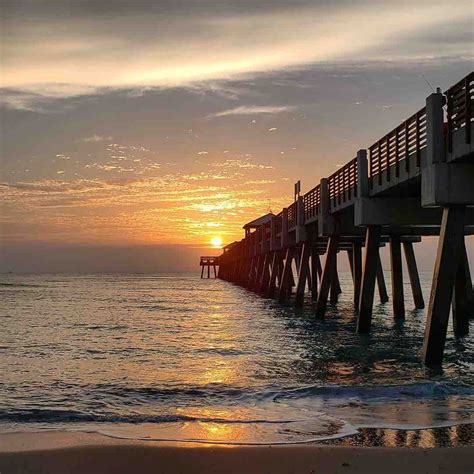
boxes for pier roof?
[243,212,274,230]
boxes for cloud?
[209,105,296,118]
[83,134,113,143]
[0,84,100,111]
[0,162,289,247]
[1,1,471,109]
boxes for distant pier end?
[199,256,219,278]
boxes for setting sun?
[210,236,223,248]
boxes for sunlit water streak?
[1,272,473,444]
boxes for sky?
[1,0,473,272]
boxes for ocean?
[1,272,473,445]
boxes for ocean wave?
[0,408,292,425]
[80,380,474,405]
[274,381,474,401]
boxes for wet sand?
[1,431,473,474]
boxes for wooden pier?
[200,256,219,278]
[203,72,474,365]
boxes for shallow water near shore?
[1,272,473,445]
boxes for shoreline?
[0,422,474,453]
[1,432,473,474]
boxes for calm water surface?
[1,272,473,444]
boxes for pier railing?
[275,211,283,235]
[446,72,473,152]
[303,184,321,223]
[287,201,297,229]
[369,106,427,188]
[328,157,358,210]
[200,256,219,265]
[220,72,472,252]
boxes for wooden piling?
[253,254,265,292]
[278,248,295,303]
[390,235,405,319]
[267,251,282,298]
[422,206,466,365]
[357,225,382,332]
[311,250,319,300]
[259,252,272,294]
[403,242,425,309]
[462,244,474,319]
[295,243,311,308]
[330,254,340,304]
[452,238,470,337]
[347,249,354,279]
[353,242,362,309]
[376,253,389,303]
[315,235,339,318]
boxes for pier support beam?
[352,242,362,309]
[330,253,340,304]
[315,235,339,318]
[247,256,257,289]
[403,242,425,309]
[357,225,382,332]
[278,248,295,303]
[259,252,272,294]
[452,239,471,337]
[311,250,320,300]
[422,206,465,365]
[295,243,311,308]
[267,251,282,298]
[376,253,389,303]
[347,248,354,279]
[390,236,405,319]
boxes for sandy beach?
[0,432,473,474]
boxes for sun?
[210,236,223,248]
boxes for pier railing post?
[270,216,278,251]
[281,208,289,248]
[318,178,331,236]
[296,196,307,243]
[356,149,369,198]
[421,90,446,207]
[425,91,445,166]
